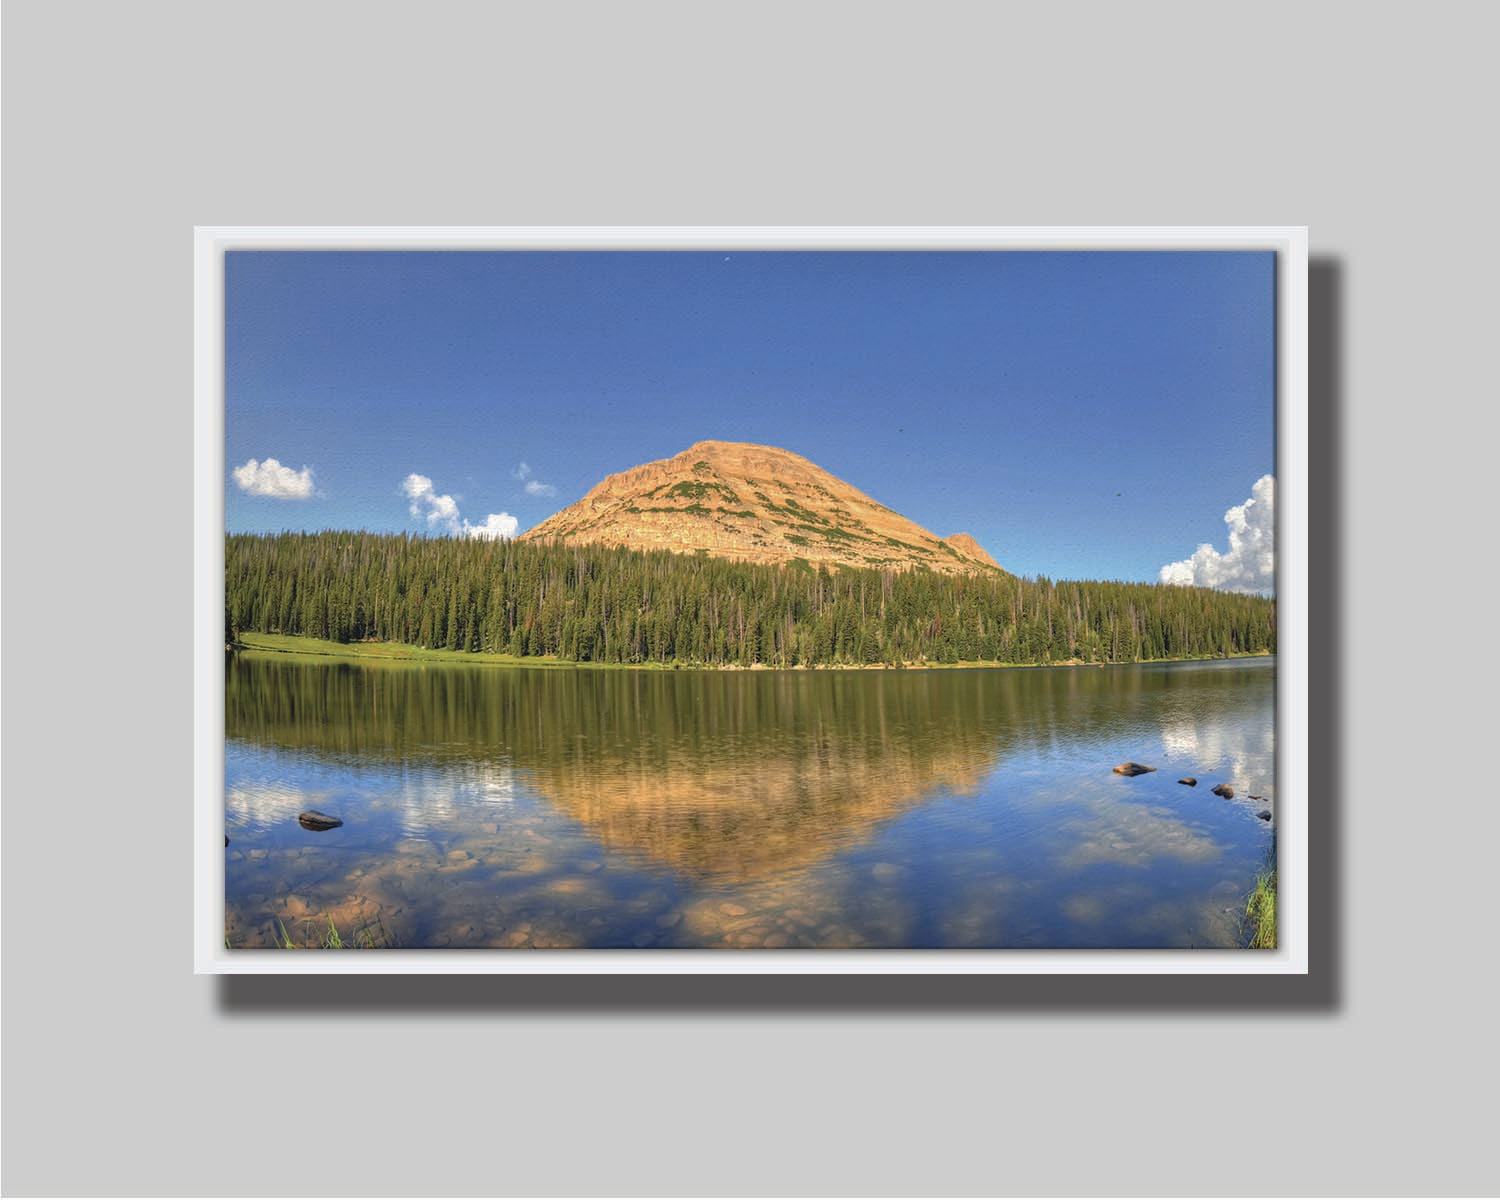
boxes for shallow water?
[225,654,1275,949]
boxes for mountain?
[520,440,1004,575]
[944,532,1001,569]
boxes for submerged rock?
[1257,809,1273,821]
[1211,784,1235,799]
[1178,777,1198,787]
[1112,762,1157,777]
[297,810,344,831]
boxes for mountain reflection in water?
[226,654,1275,949]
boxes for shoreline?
[233,631,1274,673]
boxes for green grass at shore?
[234,630,1272,674]
[274,915,397,949]
[1243,859,1277,949]
[236,631,652,670]
[222,913,398,950]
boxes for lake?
[225,653,1276,950]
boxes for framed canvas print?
[195,227,1307,974]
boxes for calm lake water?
[225,654,1275,950]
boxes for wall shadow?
[218,256,1344,1016]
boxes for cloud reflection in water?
[225,654,1277,949]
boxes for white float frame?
[195,226,1308,975]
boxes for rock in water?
[1257,809,1273,821]
[1112,762,1157,777]
[298,810,343,831]
[1211,784,1235,799]
[1178,777,1198,787]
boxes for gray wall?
[4,3,1494,1195]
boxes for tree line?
[226,531,1276,668]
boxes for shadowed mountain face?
[520,440,1004,575]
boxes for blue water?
[225,655,1276,949]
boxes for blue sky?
[226,249,1275,585]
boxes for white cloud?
[402,472,517,540]
[1159,475,1275,594]
[514,461,557,496]
[464,512,520,540]
[401,473,461,533]
[232,457,315,499]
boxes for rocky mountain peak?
[520,440,1004,576]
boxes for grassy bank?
[234,631,1272,674]
[235,631,608,669]
[1243,853,1277,949]
[275,915,396,949]
[222,915,398,950]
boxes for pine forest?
[226,531,1276,669]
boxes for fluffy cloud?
[1159,475,1275,594]
[232,457,315,499]
[463,512,520,540]
[402,473,517,540]
[515,462,557,497]
[401,473,460,532]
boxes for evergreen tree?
[225,532,1276,670]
